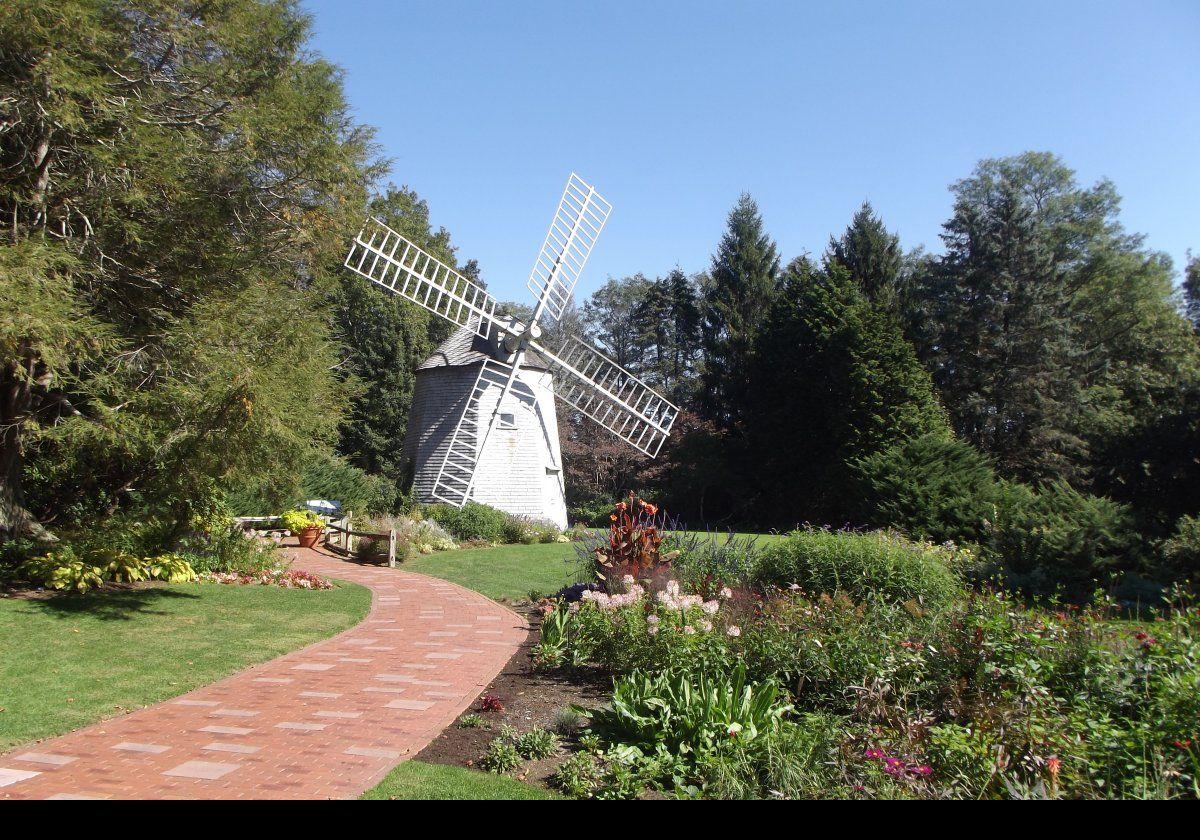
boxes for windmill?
[343,173,679,527]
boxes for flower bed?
[199,569,334,590]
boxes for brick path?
[0,544,526,800]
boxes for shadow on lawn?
[22,585,201,622]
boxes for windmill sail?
[346,218,501,339]
[431,359,518,506]
[531,336,679,458]
[526,173,612,322]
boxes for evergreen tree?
[333,187,464,484]
[1185,254,1200,332]
[700,194,780,428]
[923,180,1085,483]
[745,260,948,526]
[828,201,904,311]
[1,0,376,537]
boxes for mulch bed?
[413,604,610,791]
[0,580,165,601]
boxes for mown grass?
[401,531,785,601]
[361,760,563,800]
[0,581,370,749]
[403,542,581,601]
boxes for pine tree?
[1185,254,1200,332]
[745,260,948,526]
[700,194,780,428]
[828,201,904,311]
[924,181,1085,483]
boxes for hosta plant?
[577,665,792,779]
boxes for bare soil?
[413,604,609,791]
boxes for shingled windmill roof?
[417,325,551,372]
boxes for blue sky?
[302,0,1199,303]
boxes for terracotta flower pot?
[296,524,323,549]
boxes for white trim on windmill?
[343,173,680,521]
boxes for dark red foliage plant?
[478,694,504,713]
[593,491,679,585]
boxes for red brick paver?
[0,544,526,800]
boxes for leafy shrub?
[703,713,848,800]
[569,499,615,528]
[18,547,196,591]
[984,481,1143,597]
[280,509,323,534]
[515,728,559,759]
[668,531,763,596]
[458,714,487,729]
[754,528,965,609]
[480,737,522,773]
[425,502,509,543]
[849,433,1003,545]
[1161,514,1200,581]
[20,547,104,592]
[503,515,561,545]
[577,665,792,790]
[550,751,604,797]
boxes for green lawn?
[403,541,582,601]
[0,580,370,750]
[361,760,563,800]
[401,531,785,601]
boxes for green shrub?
[549,752,603,797]
[17,546,196,591]
[425,502,509,543]
[19,547,104,592]
[849,433,1003,545]
[514,728,559,760]
[984,481,1144,596]
[754,528,965,609]
[569,499,615,527]
[458,714,487,729]
[480,737,522,774]
[1162,514,1200,581]
[668,531,764,595]
[577,665,793,789]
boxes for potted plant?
[280,509,325,549]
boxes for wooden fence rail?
[235,512,397,568]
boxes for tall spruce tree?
[922,180,1085,483]
[1185,254,1200,332]
[700,194,780,428]
[828,201,904,312]
[745,259,948,526]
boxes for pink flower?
[726,625,741,637]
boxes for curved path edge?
[0,543,526,800]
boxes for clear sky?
[301,0,1199,303]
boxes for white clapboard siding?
[401,328,568,530]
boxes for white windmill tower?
[343,173,679,529]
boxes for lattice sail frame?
[527,173,612,322]
[343,172,678,507]
[345,218,500,340]
[530,336,678,458]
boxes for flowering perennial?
[199,569,333,590]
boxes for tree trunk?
[0,358,55,542]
